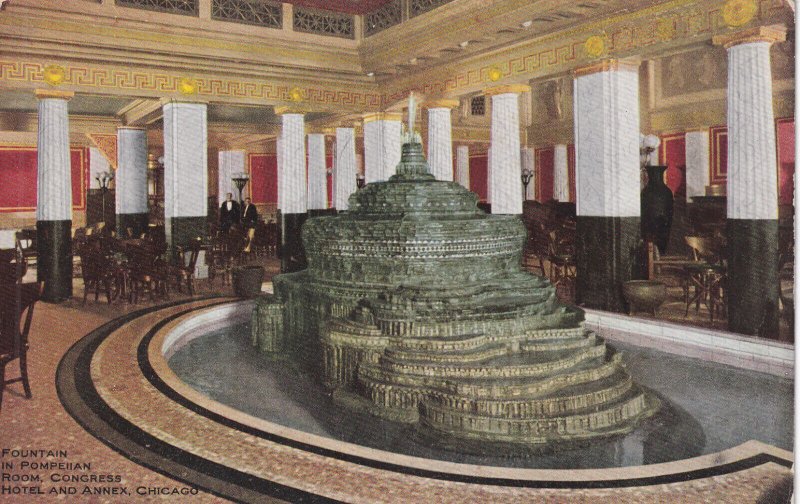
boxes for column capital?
[685,127,710,133]
[712,24,787,48]
[117,125,146,131]
[484,84,531,96]
[161,97,208,106]
[362,112,402,123]
[573,58,641,78]
[423,99,459,109]
[275,106,307,116]
[34,89,74,101]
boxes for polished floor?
[0,255,794,503]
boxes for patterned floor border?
[56,298,795,503]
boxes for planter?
[641,165,674,254]
[623,280,667,316]
[232,265,265,298]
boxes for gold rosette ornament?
[178,77,198,95]
[722,0,757,27]
[288,87,305,102]
[584,35,607,58]
[486,66,503,82]
[43,65,66,86]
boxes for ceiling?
[284,0,394,14]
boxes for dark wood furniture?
[124,240,169,303]
[77,243,124,304]
[171,239,202,295]
[1,282,43,412]
[15,229,37,268]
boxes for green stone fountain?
[253,97,658,449]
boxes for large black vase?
[641,165,674,254]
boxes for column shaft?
[335,128,357,210]
[163,101,208,251]
[573,64,641,312]
[455,145,470,189]
[684,131,710,202]
[725,41,780,336]
[307,133,328,213]
[218,150,246,204]
[116,127,149,237]
[36,92,73,302]
[427,108,454,181]
[489,93,523,214]
[278,113,307,273]
[553,144,569,202]
[364,117,401,183]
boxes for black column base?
[307,208,337,218]
[167,216,207,254]
[116,213,149,239]
[36,220,72,302]
[576,216,642,313]
[279,211,308,274]
[726,219,779,337]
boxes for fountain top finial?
[402,92,423,145]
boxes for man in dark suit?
[241,197,258,229]
[219,192,240,233]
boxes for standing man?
[241,197,258,229]
[219,192,240,233]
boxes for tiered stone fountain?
[253,107,658,449]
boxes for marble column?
[116,127,149,237]
[89,147,110,189]
[684,130,710,202]
[714,26,786,337]
[276,108,307,273]
[218,150,246,204]
[573,60,642,312]
[486,85,529,214]
[455,145,470,189]
[553,144,570,202]
[335,127,357,211]
[425,99,458,181]
[35,89,74,302]
[163,101,208,252]
[521,147,535,201]
[307,133,328,215]
[363,112,402,183]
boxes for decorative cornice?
[34,88,74,100]
[362,112,402,123]
[573,59,641,78]
[712,24,787,48]
[274,106,307,115]
[484,84,531,96]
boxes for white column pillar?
[486,85,529,214]
[714,25,786,336]
[553,143,570,202]
[425,100,458,181]
[277,111,307,214]
[573,60,641,312]
[455,145,470,189]
[35,89,74,301]
[89,148,110,189]
[218,150,246,204]
[363,112,402,183]
[574,63,640,218]
[116,127,149,236]
[335,127,357,210]
[521,146,535,201]
[684,130,710,202]
[307,133,327,211]
[163,101,208,248]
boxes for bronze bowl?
[622,280,667,316]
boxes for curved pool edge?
[57,298,795,503]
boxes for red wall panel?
[248,154,278,205]
[469,154,488,202]
[659,133,687,198]
[567,144,576,203]
[0,146,87,212]
[710,126,728,186]
[777,118,795,206]
[535,147,554,202]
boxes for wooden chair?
[77,244,122,304]
[171,239,201,295]
[683,236,727,321]
[523,222,549,277]
[15,229,37,268]
[547,228,576,298]
[125,242,169,304]
[1,282,43,412]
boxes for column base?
[477,202,491,214]
[116,213,149,239]
[167,216,207,254]
[726,219,779,337]
[576,216,642,313]
[307,208,337,218]
[36,220,72,302]
[280,212,308,274]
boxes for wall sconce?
[520,168,533,199]
[231,172,250,204]
[640,134,661,168]
[356,173,366,189]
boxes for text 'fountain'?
[253,98,659,451]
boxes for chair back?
[0,282,42,358]
[685,236,724,264]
